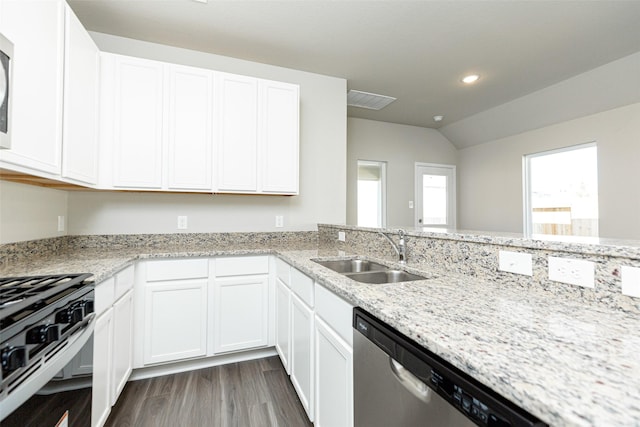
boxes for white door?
[213,275,269,353]
[275,277,291,373]
[111,55,164,189]
[144,280,208,365]
[167,64,213,191]
[0,0,64,175]
[415,163,456,228]
[92,308,113,427]
[290,293,314,421]
[61,5,99,185]
[259,80,299,194]
[111,290,133,405]
[216,72,258,192]
[315,316,353,427]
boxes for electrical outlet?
[548,256,594,288]
[621,266,640,298]
[275,215,284,228]
[177,216,188,230]
[338,231,346,242]
[498,250,532,276]
[57,215,65,232]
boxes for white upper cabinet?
[260,80,299,194]
[62,5,99,185]
[99,53,299,194]
[167,64,213,191]
[216,72,258,192]
[0,0,65,176]
[104,54,164,189]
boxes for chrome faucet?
[379,229,407,265]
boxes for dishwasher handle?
[389,357,432,403]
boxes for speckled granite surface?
[1,229,639,426]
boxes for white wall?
[65,33,346,235]
[458,102,640,239]
[347,118,457,227]
[0,181,68,243]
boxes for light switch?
[622,266,640,298]
[498,250,533,276]
[338,231,346,242]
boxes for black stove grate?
[0,273,93,321]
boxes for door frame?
[414,162,456,229]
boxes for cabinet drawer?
[114,264,134,300]
[315,283,354,346]
[94,277,115,316]
[146,258,209,282]
[290,268,314,307]
[275,257,290,286]
[216,256,269,277]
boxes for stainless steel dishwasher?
[353,308,547,427]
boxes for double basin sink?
[313,258,427,284]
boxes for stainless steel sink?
[313,258,427,284]
[314,259,387,274]
[345,270,426,284]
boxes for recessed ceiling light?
[433,115,444,122]
[462,74,480,84]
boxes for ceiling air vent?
[347,90,396,110]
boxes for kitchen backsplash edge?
[318,224,640,314]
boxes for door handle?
[389,357,431,403]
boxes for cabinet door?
[213,275,269,353]
[290,293,314,421]
[61,5,99,185]
[216,73,258,192]
[167,64,213,190]
[315,316,353,427]
[92,308,113,427]
[0,0,64,175]
[259,80,299,194]
[111,290,133,405]
[112,55,164,188]
[275,278,291,373]
[144,280,207,365]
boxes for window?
[524,143,598,238]
[357,160,386,228]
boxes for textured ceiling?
[68,0,640,134]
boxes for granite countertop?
[2,243,639,426]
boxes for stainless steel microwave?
[0,31,13,149]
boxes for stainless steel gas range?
[0,273,95,426]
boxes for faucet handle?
[398,229,406,239]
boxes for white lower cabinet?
[213,275,269,353]
[143,279,208,365]
[290,292,314,421]
[314,282,355,427]
[111,290,133,404]
[92,306,113,427]
[275,277,291,373]
[92,265,135,427]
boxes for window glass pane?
[528,145,598,237]
[422,174,447,225]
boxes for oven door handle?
[389,357,432,403]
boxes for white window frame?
[356,159,387,228]
[522,141,597,237]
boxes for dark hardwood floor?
[105,356,313,427]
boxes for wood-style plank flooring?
[105,356,313,427]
